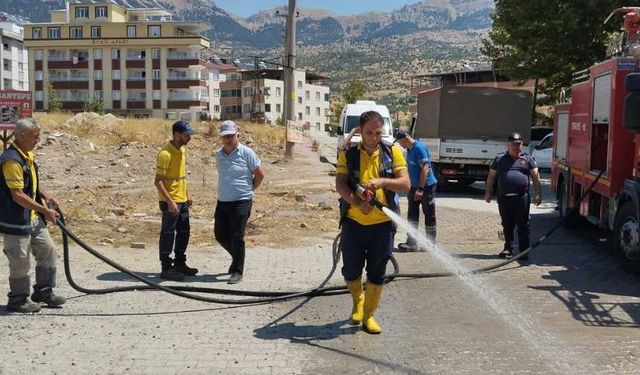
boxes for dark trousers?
[341,218,394,285]
[158,201,190,268]
[497,193,530,252]
[406,184,437,246]
[214,200,252,274]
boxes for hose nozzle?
[356,184,387,210]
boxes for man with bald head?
[0,118,66,313]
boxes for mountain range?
[0,0,494,117]
[2,0,493,48]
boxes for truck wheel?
[613,201,640,272]
[557,179,578,227]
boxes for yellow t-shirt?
[156,141,188,203]
[1,143,38,220]
[336,143,407,225]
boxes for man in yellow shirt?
[0,118,66,313]
[154,120,197,281]
[336,111,410,334]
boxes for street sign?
[286,120,304,143]
[0,90,32,149]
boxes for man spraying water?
[335,111,410,334]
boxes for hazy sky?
[215,0,422,17]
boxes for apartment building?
[0,13,28,91]
[221,68,330,130]
[23,1,212,120]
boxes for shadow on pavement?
[253,320,426,374]
[253,319,358,342]
[95,271,228,283]
[527,210,640,327]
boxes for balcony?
[167,79,206,89]
[167,51,199,60]
[167,100,208,109]
[126,80,146,89]
[48,59,88,69]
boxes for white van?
[337,100,393,150]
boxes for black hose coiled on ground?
[58,169,602,304]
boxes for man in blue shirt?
[484,132,542,261]
[214,121,264,284]
[394,130,438,251]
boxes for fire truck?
[551,8,640,271]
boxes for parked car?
[528,126,554,154]
[531,132,553,170]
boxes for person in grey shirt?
[214,120,264,284]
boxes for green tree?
[342,79,367,104]
[482,0,626,104]
[332,80,368,122]
[83,96,104,114]
[47,83,62,112]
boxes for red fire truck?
[551,9,640,271]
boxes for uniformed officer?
[484,132,542,260]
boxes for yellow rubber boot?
[346,277,364,325]
[363,283,383,334]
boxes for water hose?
[57,169,601,304]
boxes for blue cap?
[219,120,238,136]
[394,130,408,140]
[172,120,195,135]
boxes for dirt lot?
[23,112,340,250]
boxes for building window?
[48,27,61,39]
[112,70,120,79]
[316,91,321,101]
[127,25,136,38]
[243,104,251,113]
[91,26,101,38]
[276,104,281,113]
[75,6,89,19]
[2,43,8,51]
[276,87,281,97]
[316,107,321,116]
[94,90,103,99]
[111,48,120,59]
[152,70,160,80]
[298,112,303,120]
[95,6,107,18]
[264,104,271,112]
[94,49,102,59]
[213,105,220,113]
[148,25,161,37]
[221,89,241,97]
[153,90,161,100]
[316,122,321,130]
[18,63,23,71]
[70,27,83,39]
[297,97,302,104]
[212,89,220,97]
[151,48,160,59]
[34,50,43,60]
[297,80,302,88]
[305,90,310,99]
[94,70,102,80]
[112,90,121,100]
[32,28,42,39]
[35,71,43,81]
[35,91,44,101]
[305,106,310,115]
[324,93,330,101]
[3,59,10,71]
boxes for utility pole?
[283,0,297,159]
